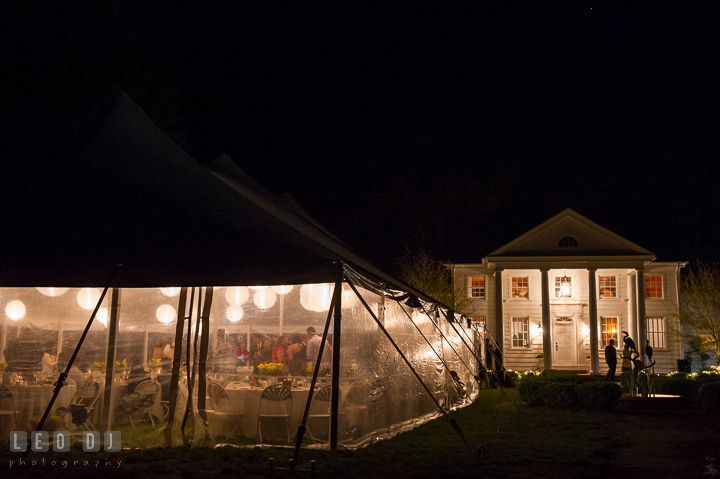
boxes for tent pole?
[164,287,188,447]
[0,320,6,361]
[143,323,149,369]
[102,287,121,431]
[330,268,343,450]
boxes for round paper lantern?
[156,304,176,324]
[36,287,69,297]
[225,307,244,322]
[300,284,333,312]
[160,287,181,297]
[97,307,108,327]
[5,300,26,320]
[248,285,267,291]
[77,288,102,310]
[225,286,250,306]
[253,288,277,310]
[270,285,294,295]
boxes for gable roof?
[483,209,655,269]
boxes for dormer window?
[558,236,579,248]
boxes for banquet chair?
[305,385,331,443]
[207,381,243,441]
[257,384,292,443]
[129,380,160,427]
[0,384,20,435]
[57,381,101,431]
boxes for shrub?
[517,376,545,406]
[653,375,694,397]
[698,382,720,413]
[577,382,622,409]
[540,381,578,407]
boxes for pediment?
[487,209,654,258]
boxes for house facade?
[448,209,687,374]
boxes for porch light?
[5,300,26,320]
[559,275,571,297]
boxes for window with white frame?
[511,276,529,299]
[554,276,572,298]
[645,275,663,299]
[472,316,486,331]
[647,317,666,348]
[468,276,485,299]
[601,316,619,347]
[598,276,617,299]
[511,317,529,347]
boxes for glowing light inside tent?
[156,304,176,324]
[270,285,293,295]
[248,285,267,291]
[36,287,69,297]
[226,307,244,322]
[160,287,181,297]
[77,288,101,310]
[300,283,333,312]
[5,300,26,320]
[253,288,277,310]
[97,307,108,327]
[225,286,250,306]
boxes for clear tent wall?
[0,274,480,449]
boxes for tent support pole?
[102,287,121,431]
[292,274,341,470]
[330,268,343,450]
[164,288,188,447]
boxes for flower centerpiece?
[89,361,106,372]
[257,362,284,376]
[0,360,7,371]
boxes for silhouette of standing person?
[605,339,617,382]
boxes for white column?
[628,271,637,349]
[494,268,504,366]
[541,269,552,370]
[636,269,647,363]
[588,268,600,374]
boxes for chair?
[128,380,160,427]
[257,384,292,443]
[0,384,20,435]
[207,381,243,441]
[305,385,331,443]
[57,381,101,431]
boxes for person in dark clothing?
[605,339,618,382]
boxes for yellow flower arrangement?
[89,361,106,371]
[258,362,284,376]
[0,360,7,371]
[115,359,128,368]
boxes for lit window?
[468,277,485,299]
[601,317,618,347]
[598,276,616,299]
[645,275,663,298]
[511,276,529,299]
[555,276,572,298]
[472,316,486,331]
[558,236,579,247]
[647,317,666,349]
[511,317,529,347]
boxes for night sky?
[3,3,720,274]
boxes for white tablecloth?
[4,384,77,432]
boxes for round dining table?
[4,383,77,433]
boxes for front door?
[554,319,576,366]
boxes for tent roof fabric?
[0,93,345,287]
[0,93,420,295]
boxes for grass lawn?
[3,389,718,478]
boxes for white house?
[447,209,687,374]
